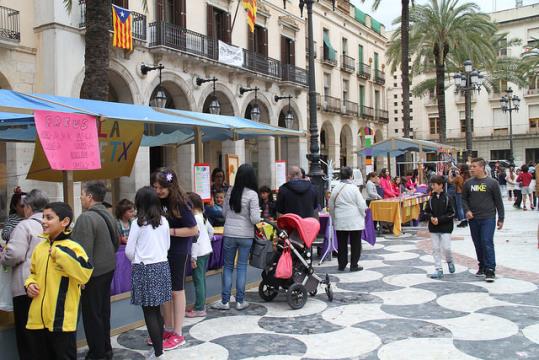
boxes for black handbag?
[249,237,274,269]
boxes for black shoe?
[338,267,346,272]
[485,269,495,282]
[350,266,364,272]
[457,221,468,228]
[475,268,485,277]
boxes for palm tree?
[388,0,496,143]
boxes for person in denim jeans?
[212,164,261,311]
[462,158,505,283]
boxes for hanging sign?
[193,163,211,201]
[275,160,287,190]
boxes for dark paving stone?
[413,281,487,297]
[354,318,452,344]
[359,253,385,261]
[78,348,145,359]
[205,302,268,318]
[492,290,539,307]
[437,271,485,283]
[454,334,539,360]
[382,300,469,319]
[355,350,382,360]
[381,258,433,267]
[116,328,203,351]
[337,278,403,293]
[212,333,306,360]
[323,292,383,307]
[258,313,343,334]
[478,305,539,327]
[370,266,427,277]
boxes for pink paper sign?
[34,110,101,170]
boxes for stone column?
[175,144,195,191]
[257,136,275,189]
[222,140,245,164]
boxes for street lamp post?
[239,86,261,122]
[274,95,295,129]
[141,64,167,108]
[453,60,484,160]
[500,88,520,165]
[196,77,220,114]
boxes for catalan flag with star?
[243,0,257,33]
[112,4,132,50]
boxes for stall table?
[369,195,430,236]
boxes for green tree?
[387,0,496,143]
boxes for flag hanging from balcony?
[242,0,257,33]
[112,4,133,50]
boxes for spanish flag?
[112,4,132,50]
[243,0,257,33]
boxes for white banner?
[218,40,243,67]
[275,160,287,190]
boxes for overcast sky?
[351,0,539,30]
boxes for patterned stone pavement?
[78,235,539,359]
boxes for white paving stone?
[291,327,381,359]
[384,244,418,252]
[371,287,436,305]
[377,338,481,360]
[358,259,389,270]
[383,273,440,287]
[165,342,229,360]
[256,297,328,318]
[189,315,270,342]
[242,356,302,360]
[322,303,400,327]
[466,277,537,294]
[380,251,420,261]
[522,324,539,345]
[436,292,518,313]
[419,255,435,263]
[333,270,383,283]
[431,313,519,340]
[366,242,386,250]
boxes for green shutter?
[374,52,379,71]
[354,7,367,25]
[358,45,364,71]
[322,30,336,61]
[359,86,365,109]
[371,18,382,34]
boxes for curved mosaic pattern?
[95,232,539,359]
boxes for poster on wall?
[275,160,287,190]
[225,154,239,186]
[193,163,211,201]
[34,110,101,171]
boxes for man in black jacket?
[424,175,455,279]
[276,166,319,219]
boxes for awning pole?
[418,144,424,184]
[194,127,203,163]
[62,170,74,210]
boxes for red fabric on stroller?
[277,214,320,249]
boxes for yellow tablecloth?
[369,195,430,236]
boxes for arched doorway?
[339,125,353,168]
[277,106,299,164]
[374,128,384,171]
[320,121,336,173]
[244,99,270,182]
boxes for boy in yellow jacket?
[25,202,93,359]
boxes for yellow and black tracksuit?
[25,231,93,332]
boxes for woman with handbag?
[212,164,261,311]
[329,167,368,272]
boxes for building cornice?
[33,22,81,35]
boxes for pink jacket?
[380,177,397,198]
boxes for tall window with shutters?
[113,0,129,8]
[248,25,268,57]
[207,5,231,44]
[156,0,186,27]
[281,36,295,65]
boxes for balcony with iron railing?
[340,54,355,73]
[343,100,358,116]
[376,109,389,123]
[281,64,308,86]
[360,105,374,118]
[149,22,218,59]
[0,5,20,42]
[321,46,337,66]
[317,94,341,113]
[243,50,281,79]
[357,63,371,79]
[79,0,146,40]
[374,69,385,85]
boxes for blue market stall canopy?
[358,137,460,157]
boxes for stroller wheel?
[308,289,318,297]
[287,283,308,310]
[258,281,278,302]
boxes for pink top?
[406,179,417,190]
[380,176,397,198]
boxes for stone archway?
[0,72,11,89]
[374,128,385,171]
[277,104,300,167]
[340,124,353,168]
[320,121,336,172]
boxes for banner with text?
[275,160,287,190]
[218,40,244,67]
[28,118,144,182]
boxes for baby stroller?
[255,214,333,309]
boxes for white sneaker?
[211,300,230,310]
[236,300,250,310]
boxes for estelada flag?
[112,4,132,50]
[243,0,257,33]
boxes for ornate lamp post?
[240,86,261,121]
[500,88,520,165]
[197,77,220,114]
[274,95,294,129]
[453,60,484,160]
[141,64,167,108]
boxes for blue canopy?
[358,137,459,157]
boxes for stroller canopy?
[277,214,320,249]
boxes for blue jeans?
[455,193,465,221]
[469,218,496,271]
[221,236,253,304]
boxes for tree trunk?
[435,60,447,143]
[80,0,111,100]
[401,0,411,138]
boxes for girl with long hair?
[125,187,171,359]
[150,168,198,351]
[212,164,260,311]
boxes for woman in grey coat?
[212,164,260,311]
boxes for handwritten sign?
[275,160,287,190]
[28,118,144,182]
[34,110,100,170]
[193,163,211,201]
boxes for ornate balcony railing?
[374,69,385,85]
[341,54,355,72]
[243,50,281,78]
[343,100,358,116]
[357,63,371,79]
[149,22,218,60]
[361,105,374,118]
[80,0,146,40]
[282,64,308,86]
[321,46,337,66]
[0,5,20,42]
[376,109,389,123]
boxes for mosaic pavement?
[78,236,539,359]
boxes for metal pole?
[508,107,514,165]
[464,72,473,159]
[305,0,324,202]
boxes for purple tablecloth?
[185,235,224,277]
[111,245,132,296]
